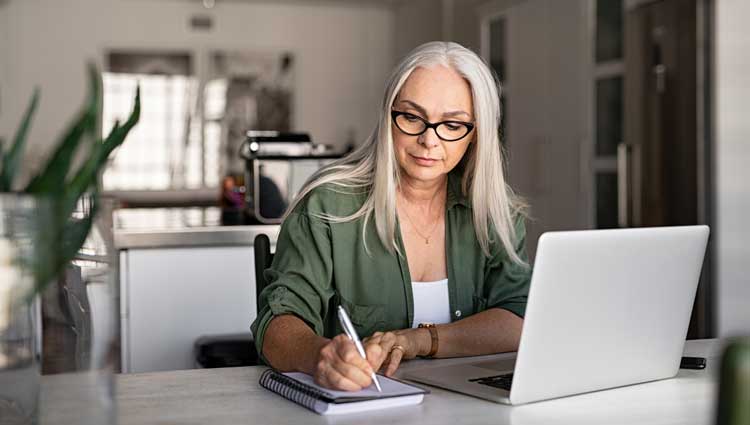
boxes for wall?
[392,0,484,58]
[715,0,750,337]
[0,2,10,135]
[0,0,395,184]
[477,0,591,257]
[392,0,443,60]
[451,1,482,53]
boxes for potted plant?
[716,338,750,425]
[0,64,140,424]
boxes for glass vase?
[0,194,119,425]
[0,195,45,425]
[38,196,118,425]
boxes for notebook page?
[283,372,423,400]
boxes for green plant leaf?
[62,194,98,256]
[15,67,139,303]
[64,85,139,213]
[25,65,100,194]
[1,88,40,191]
[61,119,118,215]
[27,193,98,301]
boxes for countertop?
[113,208,280,249]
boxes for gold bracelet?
[418,323,439,357]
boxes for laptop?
[404,225,710,405]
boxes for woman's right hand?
[312,334,385,391]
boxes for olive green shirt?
[250,172,532,358]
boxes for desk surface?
[41,339,724,425]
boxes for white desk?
[41,339,724,425]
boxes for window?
[102,50,294,193]
[103,72,204,190]
[102,52,210,190]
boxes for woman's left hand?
[363,329,427,376]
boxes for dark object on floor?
[195,333,257,368]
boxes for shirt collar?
[447,169,470,210]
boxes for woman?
[251,41,530,392]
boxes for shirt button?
[455,310,462,318]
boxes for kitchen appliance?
[241,131,343,224]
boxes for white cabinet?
[120,246,256,373]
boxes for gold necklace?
[399,195,443,245]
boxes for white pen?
[337,305,383,392]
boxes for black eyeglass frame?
[390,110,475,142]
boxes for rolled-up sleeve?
[250,210,334,360]
[483,216,532,318]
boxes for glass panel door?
[592,0,624,229]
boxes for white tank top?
[411,279,451,328]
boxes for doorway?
[623,0,712,338]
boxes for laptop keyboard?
[469,373,514,391]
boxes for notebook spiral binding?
[260,369,331,412]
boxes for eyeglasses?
[391,110,474,142]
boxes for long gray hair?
[286,41,527,265]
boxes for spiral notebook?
[259,369,428,415]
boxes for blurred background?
[0,0,747,374]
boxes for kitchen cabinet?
[116,225,278,373]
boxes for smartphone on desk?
[680,356,706,370]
